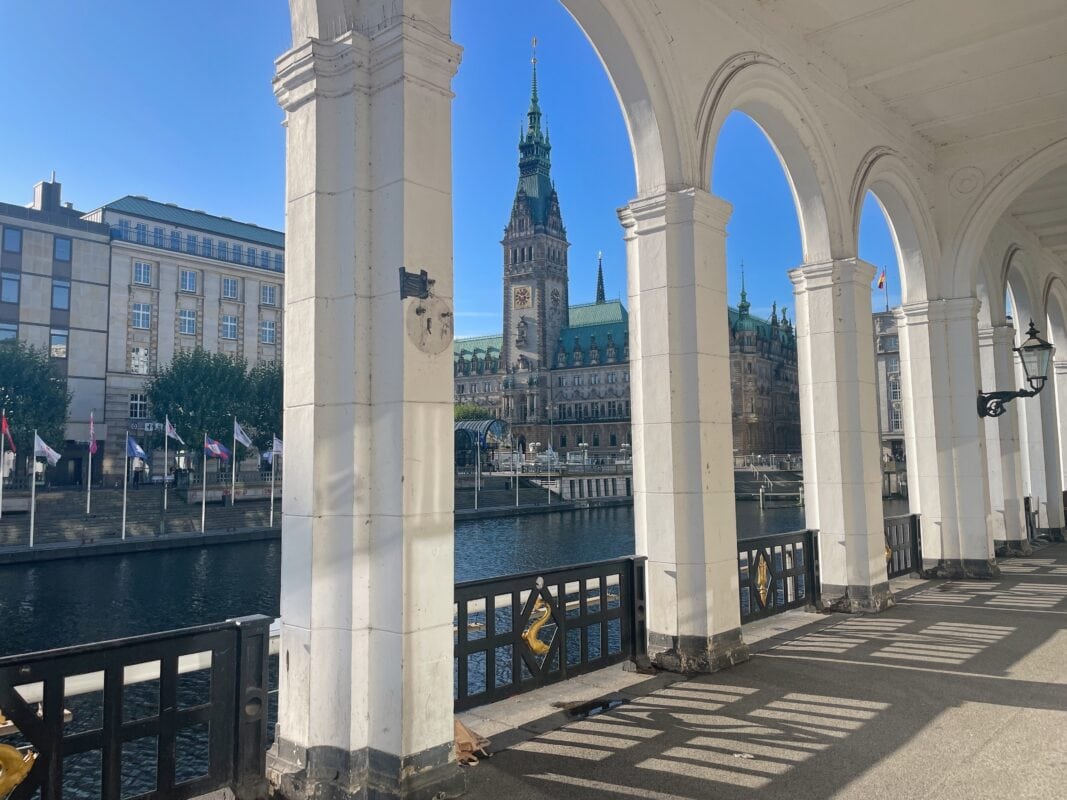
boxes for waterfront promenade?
[464,545,1067,800]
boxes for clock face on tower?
[513,286,533,309]
[551,288,561,308]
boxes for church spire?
[596,251,606,304]
[738,260,750,317]
[514,36,554,227]
[527,37,542,137]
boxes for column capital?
[274,34,364,113]
[977,324,1018,347]
[896,296,980,327]
[1054,359,1067,375]
[618,188,732,235]
[788,258,877,291]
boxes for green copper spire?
[738,260,750,316]
[527,37,543,136]
[515,36,554,226]
[596,251,606,304]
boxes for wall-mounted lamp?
[977,320,1054,418]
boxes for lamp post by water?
[977,320,1054,417]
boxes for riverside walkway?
[464,544,1067,800]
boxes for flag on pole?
[1,414,15,452]
[126,435,147,460]
[88,412,98,455]
[165,417,185,446]
[876,269,886,289]
[34,433,61,466]
[204,436,231,461]
[272,436,283,454]
[233,420,253,448]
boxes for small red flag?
[1,414,15,453]
[877,270,886,290]
[89,411,98,455]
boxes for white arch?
[850,148,938,304]
[697,54,845,264]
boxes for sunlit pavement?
[463,544,1067,800]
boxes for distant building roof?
[92,195,284,249]
[567,300,626,327]
[454,334,504,360]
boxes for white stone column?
[897,298,997,576]
[270,15,463,800]
[790,260,889,611]
[1039,362,1066,535]
[619,188,747,672]
[979,325,1029,551]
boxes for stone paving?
[463,544,1067,800]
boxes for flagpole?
[0,408,6,522]
[269,435,276,528]
[884,266,890,312]
[163,417,169,512]
[201,433,207,533]
[231,416,237,506]
[29,429,37,547]
[121,430,129,541]
[474,437,480,511]
[86,411,93,515]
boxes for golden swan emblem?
[521,596,554,656]
[0,742,35,798]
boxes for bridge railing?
[453,556,647,711]
[0,615,271,800]
[884,513,922,578]
[737,530,820,623]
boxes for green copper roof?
[96,195,284,248]
[568,300,626,327]
[453,334,503,360]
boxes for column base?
[994,539,1034,557]
[268,736,464,800]
[647,628,749,674]
[1040,527,1066,543]
[818,582,894,613]
[929,559,1001,579]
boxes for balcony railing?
[111,227,284,273]
[884,514,922,578]
[0,616,271,800]
[453,557,647,711]
[737,530,820,623]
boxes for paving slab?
[463,543,1067,799]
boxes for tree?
[454,403,491,421]
[146,349,250,447]
[245,360,282,451]
[0,341,71,468]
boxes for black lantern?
[977,320,1055,418]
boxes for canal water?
[0,500,909,654]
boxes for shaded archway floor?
[464,545,1067,799]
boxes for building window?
[590,374,600,385]
[54,237,72,262]
[889,379,901,401]
[131,346,149,375]
[222,277,240,300]
[261,284,277,306]
[186,234,198,254]
[169,230,181,250]
[135,223,147,244]
[201,238,212,257]
[260,250,270,268]
[221,315,238,340]
[2,228,21,253]
[116,220,130,241]
[607,372,617,384]
[890,406,903,432]
[246,248,257,266]
[0,322,16,341]
[273,254,283,271]
[218,242,229,261]
[610,433,617,447]
[260,319,276,344]
[133,261,152,286]
[593,433,600,447]
[132,302,152,329]
[51,279,70,311]
[49,328,68,359]
[887,356,900,374]
[574,375,583,386]
[1,272,19,304]
[179,309,197,336]
[129,393,148,419]
[623,371,629,382]
[179,269,197,293]
[153,226,164,247]
[232,244,243,264]
[560,435,567,448]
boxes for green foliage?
[146,349,250,447]
[0,341,71,462]
[245,360,282,450]
[454,403,492,421]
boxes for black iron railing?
[0,616,271,800]
[454,557,646,711]
[738,530,819,623]
[884,513,922,578]
[1026,496,1038,540]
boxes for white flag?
[272,436,283,454]
[165,417,185,445]
[34,433,61,466]
[234,419,253,448]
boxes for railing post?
[630,557,650,669]
[912,515,923,574]
[231,614,272,800]
[809,529,822,608]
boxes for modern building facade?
[873,310,905,461]
[82,197,285,472]
[452,67,799,460]
[0,178,112,483]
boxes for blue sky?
[0,1,899,338]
